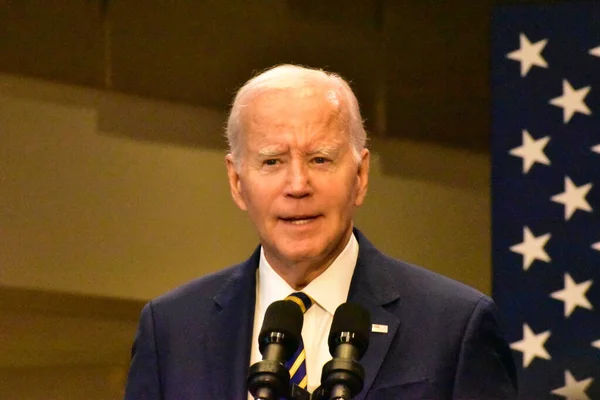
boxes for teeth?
[290,219,312,225]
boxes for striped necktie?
[284,292,314,390]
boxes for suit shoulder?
[380,253,490,308]
[355,229,489,308]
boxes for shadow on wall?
[0,286,142,399]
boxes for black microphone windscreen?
[328,302,370,358]
[259,300,303,359]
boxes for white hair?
[225,64,367,168]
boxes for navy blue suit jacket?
[125,230,517,399]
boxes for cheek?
[322,178,358,214]
[242,181,279,217]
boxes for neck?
[271,260,332,290]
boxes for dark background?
[1,0,568,153]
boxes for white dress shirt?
[249,233,359,396]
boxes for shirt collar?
[258,233,359,316]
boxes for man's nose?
[285,160,313,198]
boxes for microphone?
[247,300,303,400]
[315,302,370,400]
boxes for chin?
[266,239,323,263]
[279,246,324,263]
[265,230,349,266]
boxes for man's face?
[226,87,369,272]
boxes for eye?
[264,159,278,166]
[313,157,329,164]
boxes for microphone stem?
[254,386,274,400]
[329,383,351,400]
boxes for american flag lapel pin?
[371,324,388,334]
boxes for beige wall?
[0,365,128,399]
[1,75,256,300]
[0,74,490,398]
[0,74,491,300]
[357,139,490,293]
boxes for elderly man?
[125,65,517,399]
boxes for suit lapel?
[205,248,260,399]
[348,230,402,400]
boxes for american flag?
[491,2,600,399]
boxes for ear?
[225,154,248,211]
[354,149,370,207]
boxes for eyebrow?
[307,144,342,158]
[257,146,287,157]
[256,143,343,158]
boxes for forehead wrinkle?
[251,85,343,119]
[240,86,350,153]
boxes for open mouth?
[280,215,320,225]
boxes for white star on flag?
[593,242,600,252]
[592,340,600,350]
[593,144,600,154]
[509,130,550,173]
[590,46,600,57]
[509,226,551,270]
[506,33,548,77]
[550,273,593,317]
[549,80,592,123]
[551,370,593,400]
[551,176,593,220]
[510,324,551,367]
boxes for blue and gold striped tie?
[284,292,314,390]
